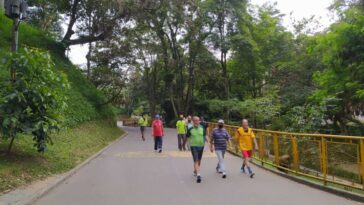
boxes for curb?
[227,150,364,203]
[23,131,128,205]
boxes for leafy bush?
[0,48,69,153]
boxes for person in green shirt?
[186,116,209,183]
[138,115,148,141]
[176,115,187,151]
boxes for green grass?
[0,120,124,194]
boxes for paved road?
[34,127,362,205]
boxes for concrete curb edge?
[24,131,128,205]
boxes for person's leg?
[191,147,198,174]
[196,147,204,183]
[241,150,248,173]
[221,150,226,178]
[155,137,162,152]
[159,137,163,151]
[197,148,203,166]
[177,134,182,151]
[215,150,222,173]
[154,137,158,151]
[181,135,186,151]
[244,150,254,177]
[215,150,225,173]
[141,127,145,141]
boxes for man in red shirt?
[152,115,164,153]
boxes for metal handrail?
[208,122,364,192]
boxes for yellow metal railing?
[207,123,364,192]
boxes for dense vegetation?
[114,0,363,136]
[2,0,364,138]
[0,9,123,192]
[0,10,116,129]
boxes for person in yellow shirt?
[138,115,148,141]
[176,115,187,151]
[235,119,258,178]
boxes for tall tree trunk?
[86,42,91,79]
[170,86,178,118]
[185,63,195,115]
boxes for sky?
[68,0,336,66]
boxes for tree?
[0,48,69,153]
[207,0,248,99]
[310,9,364,134]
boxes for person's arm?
[203,127,210,147]
[252,131,258,150]
[226,130,231,147]
[186,128,191,142]
[210,130,214,152]
[161,123,164,136]
[151,121,154,136]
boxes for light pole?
[5,0,27,52]
[4,0,27,81]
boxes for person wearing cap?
[152,114,164,153]
[176,114,187,151]
[235,119,258,178]
[210,119,230,178]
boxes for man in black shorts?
[187,116,209,183]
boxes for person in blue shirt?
[210,119,230,178]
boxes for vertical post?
[273,133,279,166]
[258,132,265,163]
[11,17,19,82]
[360,139,364,189]
[291,136,299,171]
[12,18,19,52]
[321,137,328,185]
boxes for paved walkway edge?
[227,150,364,203]
[23,132,128,205]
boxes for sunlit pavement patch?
[113,151,234,159]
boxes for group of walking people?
[138,114,258,183]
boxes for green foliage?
[309,10,364,134]
[0,48,69,152]
[0,13,117,152]
[284,104,328,133]
[201,90,281,127]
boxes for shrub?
[0,48,69,153]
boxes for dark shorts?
[140,126,145,132]
[191,146,204,162]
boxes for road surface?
[33,127,362,205]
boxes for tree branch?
[62,0,81,44]
[66,32,107,46]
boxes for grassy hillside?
[0,12,124,193]
[0,120,124,194]
[0,12,115,126]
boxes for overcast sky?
[68,0,335,66]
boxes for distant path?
[33,127,361,205]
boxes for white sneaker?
[222,172,226,178]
